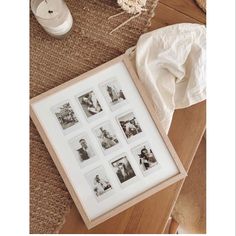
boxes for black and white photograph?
[77,90,103,119]
[69,133,97,167]
[52,101,79,130]
[85,166,113,200]
[93,122,120,154]
[117,111,143,143]
[132,142,159,175]
[100,79,127,111]
[110,155,136,185]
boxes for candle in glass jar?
[31,0,73,38]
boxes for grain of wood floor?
[60,0,206,233]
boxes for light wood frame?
[30,54,187,229]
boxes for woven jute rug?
[30,0,159,233]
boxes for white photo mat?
[30,55,186,228]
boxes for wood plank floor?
[60,0,206,233]
[174,136,206,233]
[159,0,206,23]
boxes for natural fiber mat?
[30,0,159,233]
[195,0,206,12]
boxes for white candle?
[31,0,73,38]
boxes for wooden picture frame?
[30,55,187,229]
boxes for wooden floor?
[60,0,206,233]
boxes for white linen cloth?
[126,23,206,133]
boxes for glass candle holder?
[31,0,73,39]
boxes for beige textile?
[126,23,206,133]
[30,0,159,233]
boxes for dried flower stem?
[109,12,141,35]
[108,11,125,20]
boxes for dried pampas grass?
[109,0,147,34]
[117,0,147,14]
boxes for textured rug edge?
[53,204,72,233]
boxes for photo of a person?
[52,102,79,130]
[85,166,113,199]
[93,122,120,152]
[93,174,112,196]
[76,138,94,161]
[139,146,157,170]
[78,91,102,118]
[132,143,159,173]
[69,133,96,166]
[118,112,142,140]
[100,79,127,111]
[99,127,119,149]
[111,156,136,184]
[106,84,125,104]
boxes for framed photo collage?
[30,55,186,229]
